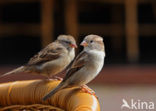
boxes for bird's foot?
[80,85,98,99]
[53,76,63,81]
[43,77,53,82]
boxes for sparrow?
[1,35,77,78]
[43,34,105,101]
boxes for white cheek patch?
[90,50,105,58]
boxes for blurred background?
[0,0,156,111]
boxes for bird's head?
[57,35,77,50]
[80,34,105,52]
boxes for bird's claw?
[53,76,63,81]
[80,85,98,99]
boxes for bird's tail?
[42,82,66,101]
[1,66,25,77]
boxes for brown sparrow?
[43,34,105,101]
[1,35,77,78]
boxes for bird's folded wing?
[0,79,100,111]
[63,51,88,82]
[27,43,66,65]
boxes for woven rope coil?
[0,104,63,111]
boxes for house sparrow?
[43,34,105,101]
[1,35,77,78]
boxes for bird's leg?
[52,70,66,81]
[42,73,53,81]
[80,85,98,98]
[80,85,95,94]
[47,76,53,80]
[53,76,63,81]
[43,76,52,82]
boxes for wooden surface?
[41,0,54,47]
[64,0,79,42]
[0,66,156,84]
[125,0,139,62]
[0,0,155,62]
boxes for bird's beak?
[80,41,88,47]
[70,44,77,48]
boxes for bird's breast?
[68,48,75,61]
[38,55,71,75]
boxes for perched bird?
[1,35,77,78]
[43,34,105,101]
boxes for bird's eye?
[64,41,70,44]
[90,40,93,43]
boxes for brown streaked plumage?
[43,34,105,100]
[1,35,77,78]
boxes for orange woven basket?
[0,79,100,111]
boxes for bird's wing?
[27,42,67,65]
[43,51,88,101]
[63,51,88,82]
